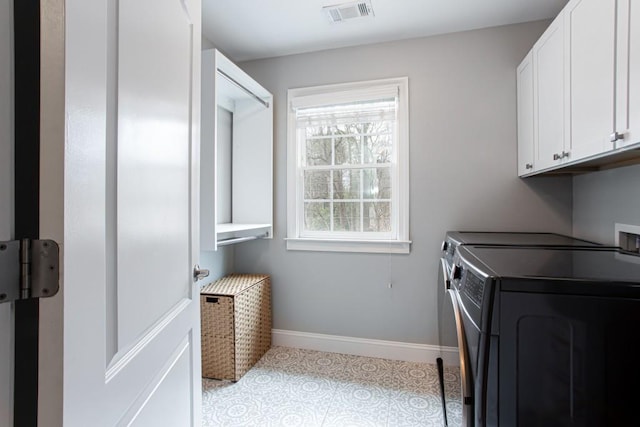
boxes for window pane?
[364,202,391,232]
[304,202,330,231]
[334,135,361,165]
[305,138,332,166]
[304,170,330,199]
[368,121,393,134]
[363,168,391,199]
[333,202,361,232]
[364,132,392,164]
[305,125,332,139]
[333,169,360,200]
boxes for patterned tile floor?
[202,346,462,426]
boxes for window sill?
[285,237,411,254]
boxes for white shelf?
[217,223,271,241]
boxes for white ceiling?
[202,0,568,62]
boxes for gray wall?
[231,21,573,346]
[573,164,640,245]
[200,247,234,284]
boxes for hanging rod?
[216,233,268,247]
[217,68,270,109]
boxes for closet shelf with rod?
[200,49,273,250]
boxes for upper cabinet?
[564,0,616,160]
[201,49,273,250]
[616,0,640,149]
[532,16,567,171]
[517,0,640,176]
[517,52,535,175]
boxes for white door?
[60,0,203,425]
[517,51,534,175]
[565,0,616,160]
[616,0,640,148]
[533,15,566,171]
[0,0,14,424]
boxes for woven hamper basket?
[200,274,271,381]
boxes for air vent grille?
[324,1,374,23]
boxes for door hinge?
[0,239,60,303]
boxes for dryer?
[453,245,640,426]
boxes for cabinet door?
[616,0,640,148]
[517,52,535,176]
[565,0,616,160]
[534,17,566,171]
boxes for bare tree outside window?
[299,102,395,235]
[287,78,409,253]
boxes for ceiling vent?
[324,1,374,23]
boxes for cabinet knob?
[553,153,562,160]
[525,163,533,169]
[561,151,570,159]
[610,131,624,143]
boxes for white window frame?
[286,77,410,254]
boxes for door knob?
[193,265,210,281]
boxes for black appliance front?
[457,246,640,427]
[437,231,607,427]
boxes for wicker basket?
[200,274,271,381]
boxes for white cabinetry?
[517,0,640,176]
[517,52,534,175]
[564,0,616,160]
[201,49,273,250]
[616,0,640,149]
[532,16,567,172]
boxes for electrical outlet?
[615,223,640,253]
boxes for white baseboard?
[272,329,459,366]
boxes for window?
[286,78,410,253]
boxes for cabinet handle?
[561,151,570,159]
[553,153,562,160]
[525,163,533,169]
[610,131,624,143]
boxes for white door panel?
[566,0,615,159]
[116,0,193,349]
[0,0,14,424]
[125,337,193,426]
[619,0,640,147]
[63,0,202,425]
[534,18,565,171]
[517,52,534,175]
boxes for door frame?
[0,0,15,424]
[12,0,43,425]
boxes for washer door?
[438,259,474,426]
[438,258,457,348]
[450,288,475,427]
